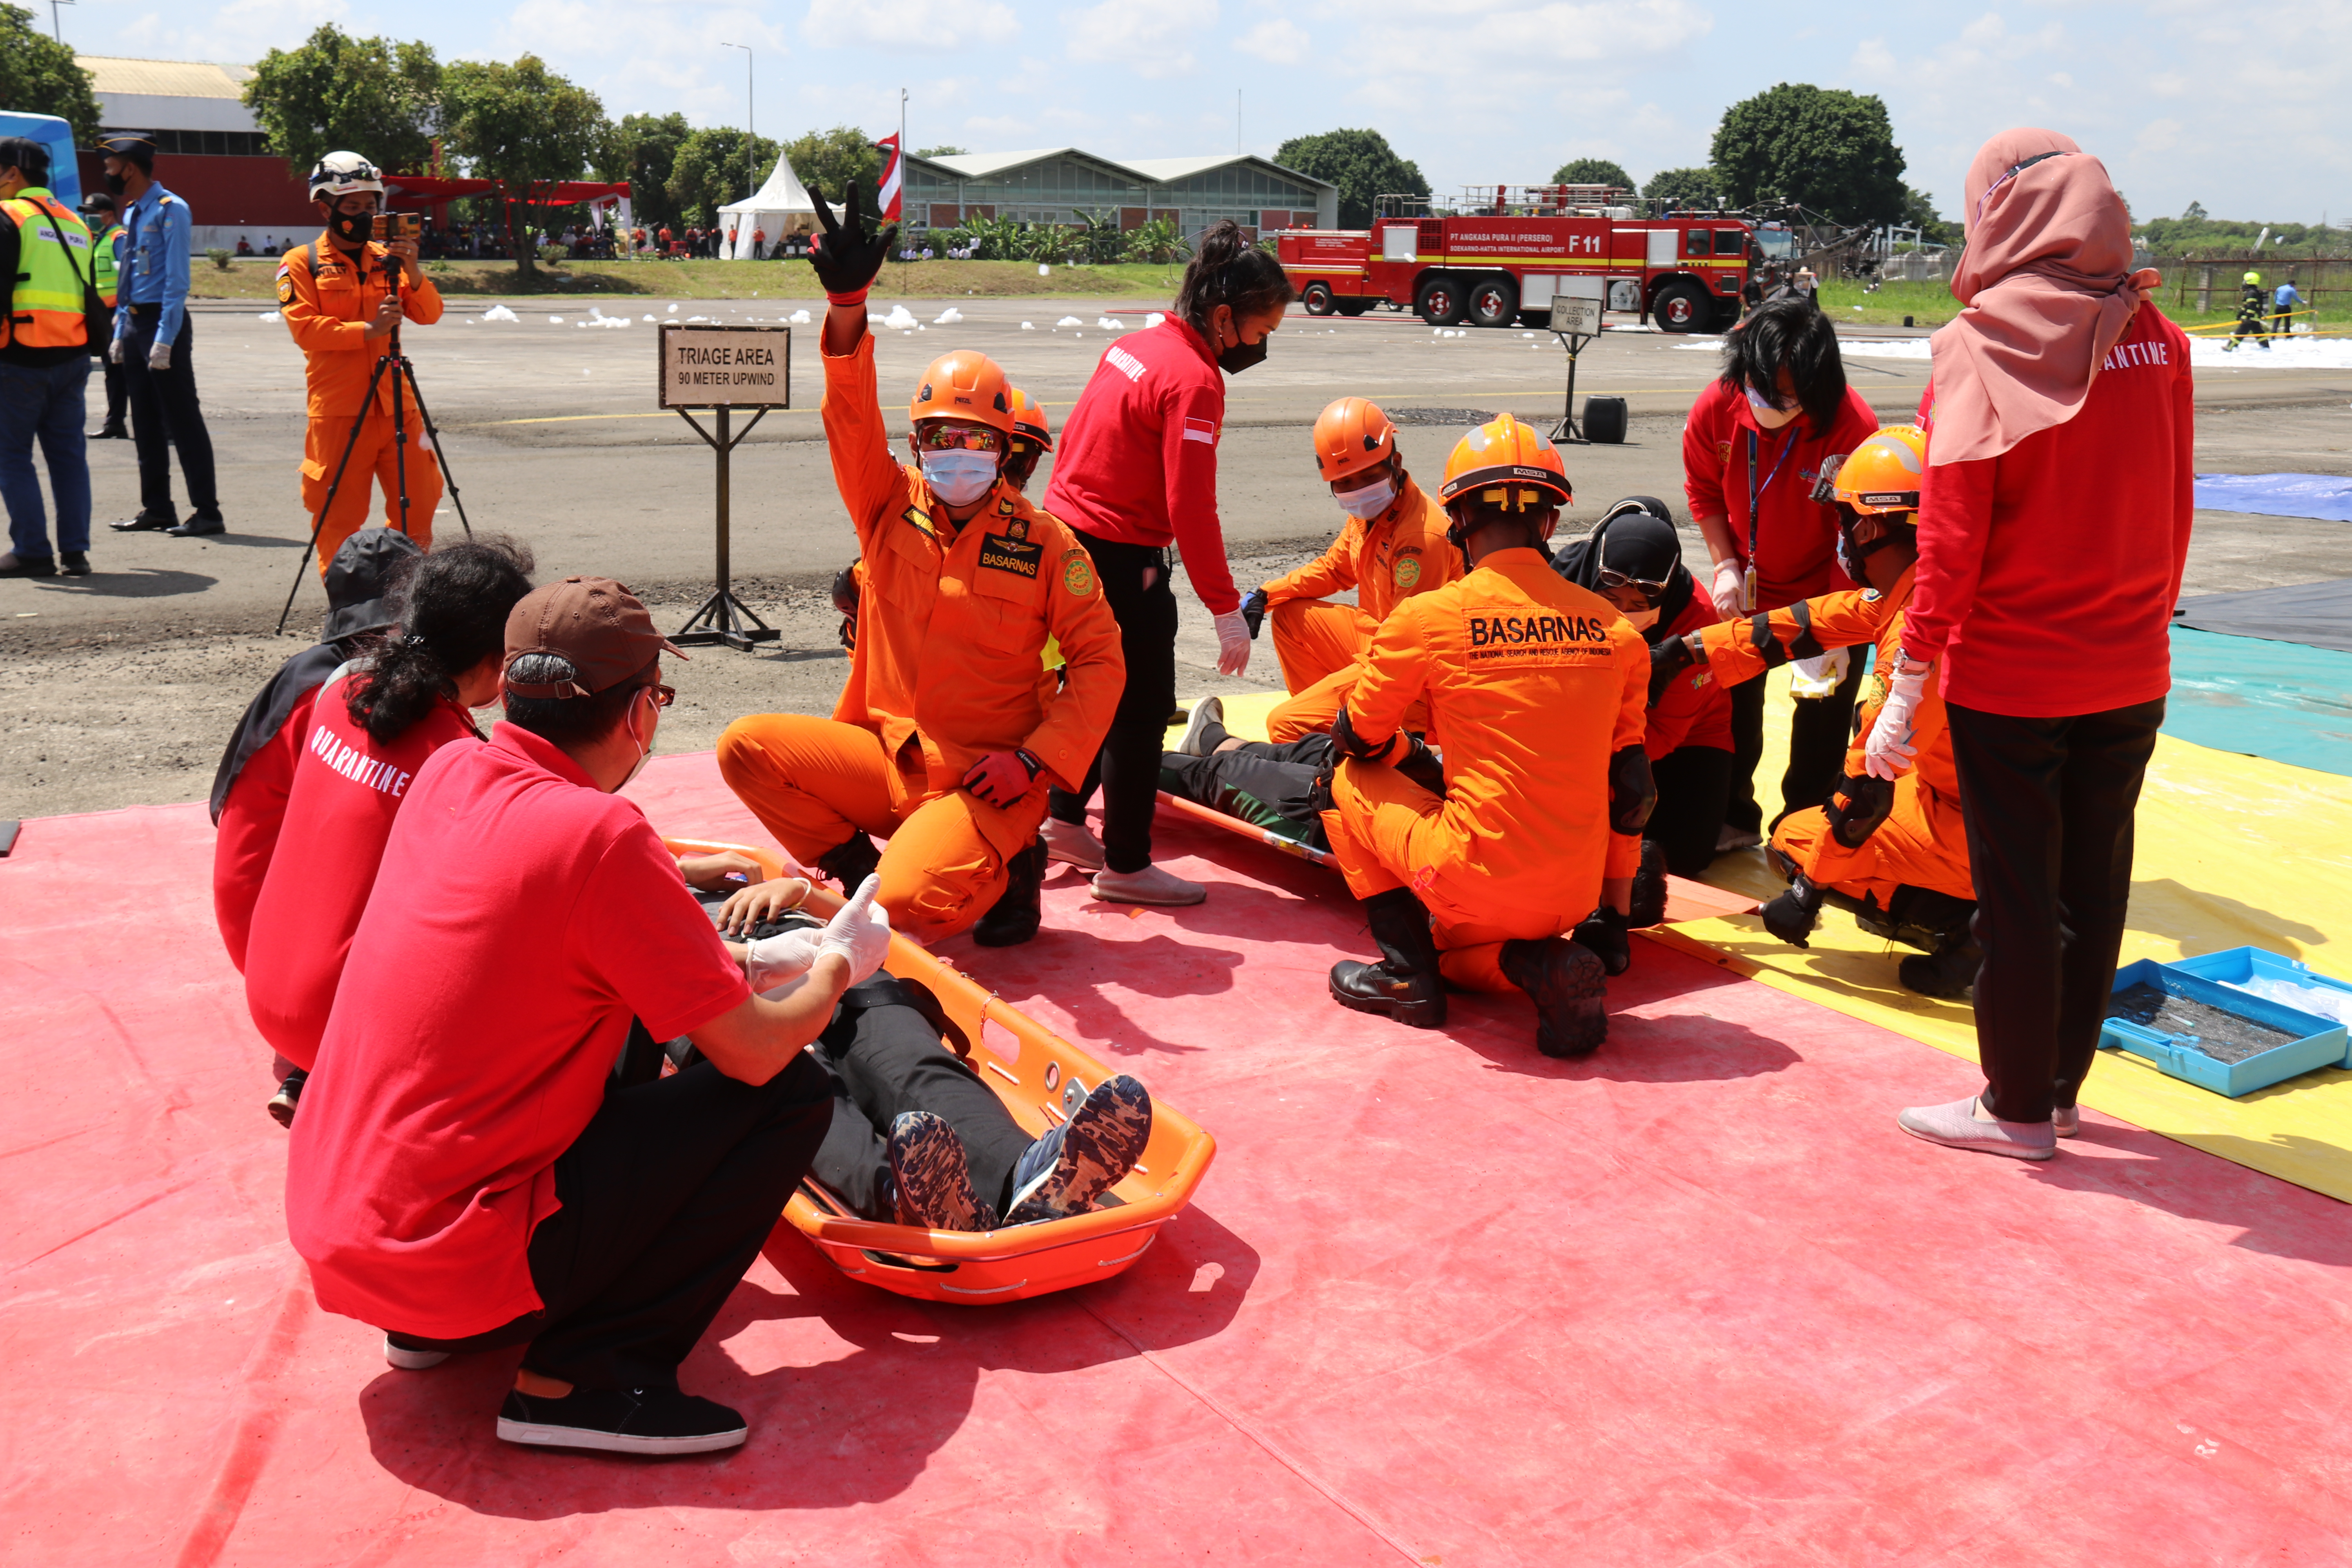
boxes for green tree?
[1643,166,1725,212]
[784,125,883,207]
[2181,200,2207,221]
[0,4,101,144]
[1549,158,1633,190]
[243,25,440,180]
[914,144,965,158]
[1710,83,1907,224]
[668,127,780,228]
[1898,186,1955,246]
[599,111,690,230]
[439,55,608,272]
[1272,128,1427,229]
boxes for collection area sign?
[659,323,791,409]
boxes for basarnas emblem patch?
[980,533,1043,578]
[1060,548,1096,596]
[1394,554,1422,588]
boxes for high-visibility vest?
[0,189,93,351]
[91,221,123,308]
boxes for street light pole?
[721,43,754,203]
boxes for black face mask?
[1217,333,1268,376]
[103,171,128,196]
[328,208,374,250]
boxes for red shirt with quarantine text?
[241,673,478,1072]
[1681,381,1879,610]
[213,683,319,974]
[285,724,752,1340]
[1043,316,1240,614]
[1906,303,2194,716]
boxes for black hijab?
[1550,495,1694,642]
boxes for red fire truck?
[1275,185,1754,333]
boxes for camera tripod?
[275,258,474,634]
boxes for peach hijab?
[1926,129,2163,466]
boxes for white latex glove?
[817,873,892,985]
[1863,655,1932,780]
[1213,610,1252,677]
[1789,646,1851,699]
[107,337,125,366]
[742,927,824,993]
[147,338,172,371]
[1710,559,1747,619]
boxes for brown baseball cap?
[503,576,684,698]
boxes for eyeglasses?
[1597,568,1668,601]
[641,683,675,709]
[917,425,1004,453]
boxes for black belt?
[126,302,162,316]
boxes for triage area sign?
[659,323,791,409]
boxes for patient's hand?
[716,877,813,936]
[679,850,767,891]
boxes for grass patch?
[191,256,1182,304]
[1813,278,1960,328]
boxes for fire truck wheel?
[1302,282,1337,316]
[1466,275,1518,329]
[1415,275,1468,326]
[1651,280,1711,334]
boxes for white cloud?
[1062,0,1218,78]
[1234,18,1310,64]
[803,0,1019,52]
[1341,0,1712,89]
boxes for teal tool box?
[2164,947,2352,1066]
[2103,959,2347,1097]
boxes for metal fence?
[2162,254,2352,314]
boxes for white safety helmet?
[309,150,384,203]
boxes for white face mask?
[1625,605,1661,632]
[920,449,998,507]
[1334,474,1398,519]
[617,692,654,791]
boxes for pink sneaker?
[1896,1095,2056,1161]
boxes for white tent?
[717,154,817,260]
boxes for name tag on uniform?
[979,533,1043,579]
[1463,610,1612,664]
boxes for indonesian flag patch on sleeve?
[1181,415,1217,445]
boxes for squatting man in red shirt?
[286,577,1151,1457]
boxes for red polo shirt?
[212,683,320,974]
[1681,380,1879,610]
[285,723,751,1340]
[1642,592,1733,758]
[242,674,479,1071]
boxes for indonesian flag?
[875,133,903,224]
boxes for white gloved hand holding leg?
[1213,610,1252,677]
[741,928,824,994]
[1711,559,1747,619]
[1863,655,1932,780]
[818,873,893,985]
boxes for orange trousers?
[717,713,1048,944]
[1267,599,1425,742]
[1323,760,1580,995]
[1770,774,1974,905]
[303,411,440,575]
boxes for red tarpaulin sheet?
[4,752,2350,1564]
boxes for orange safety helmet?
[1007,386,1053,452]
[1826,424,1926,514]
[1438,412,1572,512]
[1311,396,1396,483]
[909,350,1016,436]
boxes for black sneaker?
[0,552,57,577]
[267,1067,307,1127]
[167,512,225,537]
[60,551,90,576]
[1500,936,1609,1059]
[109,510,175,532]
[1005,1074,1152,1225]
[497,1385,748,1455]
[887,1111,997,1230]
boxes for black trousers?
[1724,655,1865,834]
[120,308,219,516]
[101,356,126,428]
[1947,697,2164,1123]
[395,1051,833,1392]
[1159,734,1335,850]
[807,981,1033,1220]
[1647,744,1738,878]
[1046,532,1178,874]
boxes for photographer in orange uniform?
[276,151,443,573]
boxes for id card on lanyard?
[1742,426,1795,613]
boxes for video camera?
[371,212,421,244]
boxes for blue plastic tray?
[2103,960,2347,1097]
[2166,947,2352,1066]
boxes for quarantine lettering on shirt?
[1462,609,1616,664]
[1104,344,1148,382]
[2102,338,2171,372]
[307,722,413,797]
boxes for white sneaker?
[1175,695,1225,757]
[2052,1105,2080,1138]
[1716,824,1762,853]
[1091,864,1206,906]
[1042,817,1106,871]
[385,1334,452,1370]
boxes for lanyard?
[1743,424,1796,564]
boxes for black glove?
[1646,631,1699,706]
[1628,836,1669,929]
[1573,905,1631,976]
[1823,773,1893,850]
[1396,733,1446,797]
[1759,875,1823,949]
[808,180,896,302]
[1240,587,1269,639]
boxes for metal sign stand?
[1545,292,1602,445]
[659,321,790,650]
[670,404,778,649]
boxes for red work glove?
[961,748,1043,807]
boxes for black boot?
[1899,940,1982,999]
[972,837,1046,947]
[1627,836,1669,929]
[1572,904,1631,976]
[1328,887,1446,1028]
[1858,886,1978,954]
[816,831,881,891]
[1759,873,1825,948]
[1499,937,1608,1058]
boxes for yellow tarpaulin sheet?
[1655,668,2352,1203]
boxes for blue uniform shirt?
[116,182,192,346]
[2274,283,2301,309]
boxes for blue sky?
[82,0,2351,225]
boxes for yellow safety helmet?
[1827,425,1927,515]
[2244,271,2263,286]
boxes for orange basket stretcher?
[666,838,1218,1305]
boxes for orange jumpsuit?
[1696,563,1971,904]
[718,330,1125,942]
[277,236,444,573]
[1323,547,1650,993]
[1264,476,1459,742]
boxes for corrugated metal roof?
[77,56,253,100]
[1121,155,1332,189]
[918,148,1084,180]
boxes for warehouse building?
[904,149,1335,240]
[75,55,316,252]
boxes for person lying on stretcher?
[1156,695,1343,855]
[709,877,1155,1231]
[1646,424,1980,999]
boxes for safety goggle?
[917,425,1004,453]
[312,165,381,189]
[1973,150,2068,231]
[1597,568,1668,603]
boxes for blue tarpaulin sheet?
[2165,626,2352,777]
[2193,472,2352,522]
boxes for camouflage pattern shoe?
[1005,1075,1153,1226]
[887,1112,999,1232]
